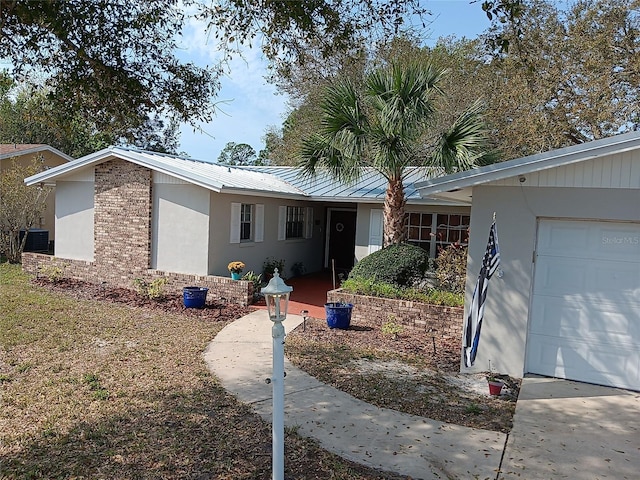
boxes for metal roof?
[415,130,640,200]
[242,165,444,203]
[24,146,459,205]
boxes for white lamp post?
[261,268,292,480]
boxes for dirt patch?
[32,277,252,321]
[286,317,520,433]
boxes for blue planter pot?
[231,272,241,280]
[183,286,209,308]
[325,302,353,329]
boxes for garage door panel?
[533,258,587,295]
[530,296,639,344]
[527,219,640,390]
[527,334,640,390]
[538,221,640,261]
[537,222,591,255]
[534,257,640,303]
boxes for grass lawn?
[0,264,405,479]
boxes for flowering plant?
[228,261,245,274]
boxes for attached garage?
[415,131,640,390]
[527,219,640,390]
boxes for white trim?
[255,204,264,243]
[230,202,241,244]
[278,206,287,241]
[368,209,383,254]
[304,207,313,239]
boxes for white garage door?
[526,219,640,390]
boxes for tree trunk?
[383,179,406,247]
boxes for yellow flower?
[228,261,245,273]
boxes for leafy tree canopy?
[0,0,432,155]
[270,0,640,164]
[0,73,179,157]
[0,0,220,137]
[482,0,640,157]
[217,142,267,166]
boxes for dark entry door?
[327,210,357,271]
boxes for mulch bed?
[32,277,253,321]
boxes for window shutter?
[230,202,241,244]
[278,206,286,241]
[368,209,383,253]
[255,204,264,242]
[304,207,313,239]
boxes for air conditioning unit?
[20,229,49,253]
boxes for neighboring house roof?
[25,146,461,205]
[0,143,74,162]
[415,130,640,203]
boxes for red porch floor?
[255,271,336,319]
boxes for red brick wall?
[327,289,463,352]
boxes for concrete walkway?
[499,376,640,480]
[204,311,506,479]
[204,310,640,479]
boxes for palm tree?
[298,62,496,246]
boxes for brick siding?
[327,289,463,352]
[94,159,152,278]
[21,159,253,306]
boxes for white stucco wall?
[151,182,210,275]
[208,193,326,278]
[55,180,94,260]
[466,185,640,378]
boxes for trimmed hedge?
[348,243,430,287]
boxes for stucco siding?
[55,180,94,260]
[152,183,210,275]
[466,185,640,378]
[208,193,325,278]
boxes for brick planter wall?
[22,253,254,306]
[327,289,463,352]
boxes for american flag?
[463,220,500,367]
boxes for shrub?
[348,243,430,287]
[263,257,285,278]
[39,264,68,283]
[435,244,468,294]
[340,277,463,307]
[133,277,169,300]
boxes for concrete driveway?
[499,376,640,479]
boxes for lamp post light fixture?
[261,268,293,480]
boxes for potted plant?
[263,257,285,281]
[228,261,245,280]
[486,361,504,395]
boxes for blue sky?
[177,1,492,162]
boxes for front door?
[327,209,357,272]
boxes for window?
[286,206,305,239]
[405,212,470,257]
[240,204,252,241]
[230,202,263,244]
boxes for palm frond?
[431,99,499,174]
